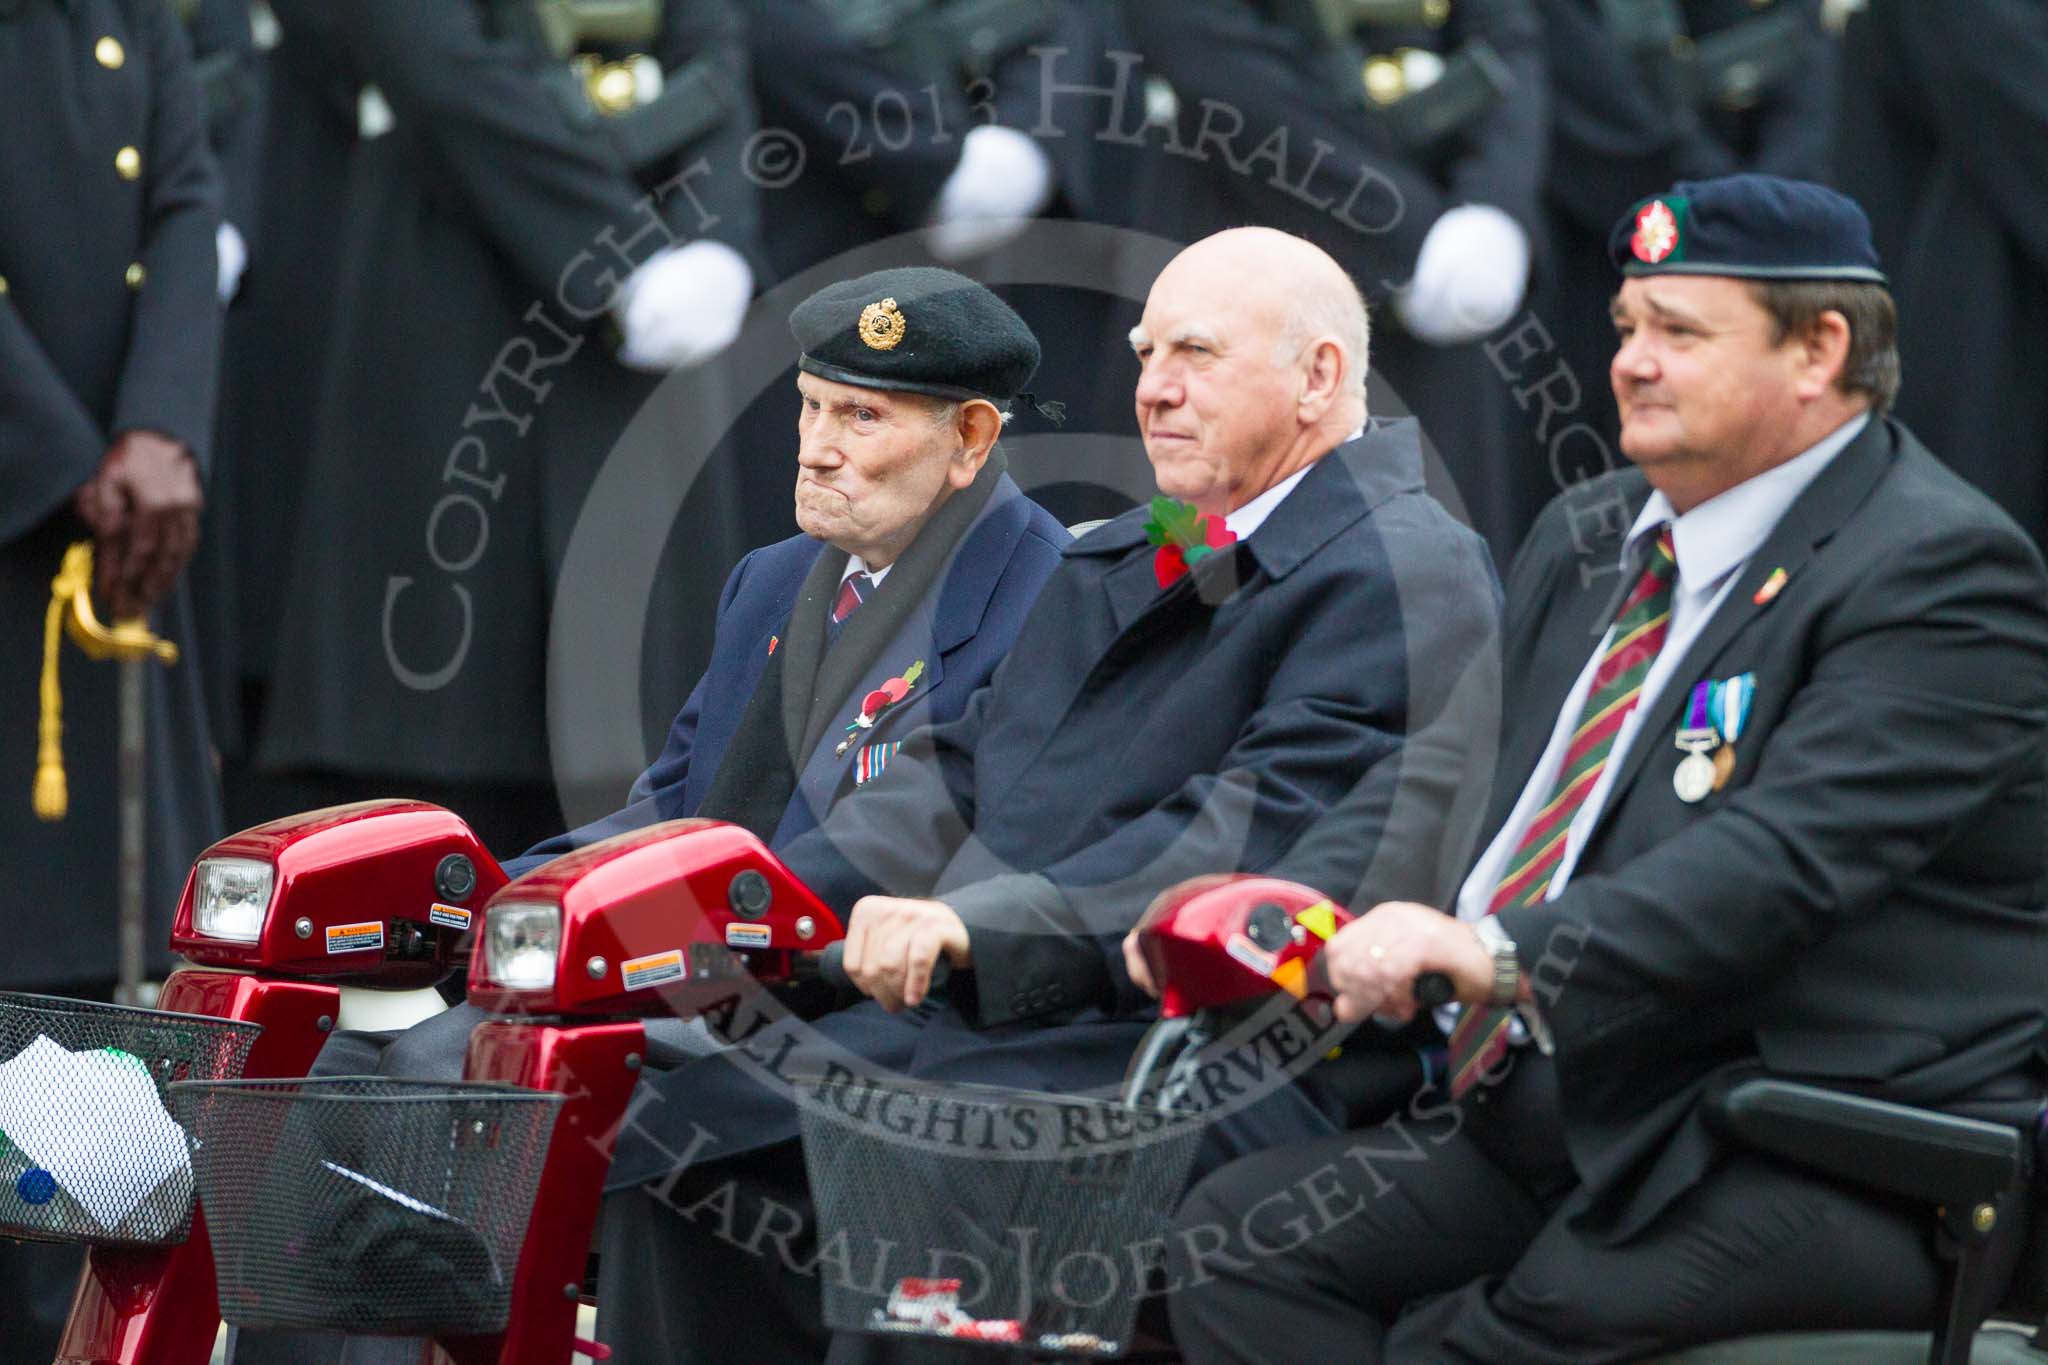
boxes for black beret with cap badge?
[790,266,1042,405]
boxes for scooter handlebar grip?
[1414,971,1455,1010]
[817,940,951,991]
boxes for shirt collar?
[1225,468,1311,541]
[1624,412,1870,589]
[841,554,891,588]
[1224,424,1365,544]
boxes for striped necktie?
[1445,525,1678,1097]
[827,570,872,645]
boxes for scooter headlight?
[193,858,274,943]
[484,902,560,991]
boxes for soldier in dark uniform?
[181,0,263,301]
[248,0,769,853]
[1835,0,2048,552]
[0,0,226,1353]
[1533,0,1835,468]
[1118,0,1553,560]
[177,0,263,764]
[728,0,1144,531]
[197,5,371,835]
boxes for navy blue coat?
[605,420,1502,1184]
[505,474,1068,874]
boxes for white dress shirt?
[1454,413,1869,923]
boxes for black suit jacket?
[1489,416,2048,1241]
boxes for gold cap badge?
[858,297,905,351]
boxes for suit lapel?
[1593,418,1898,829]
[1104,544,1190,635]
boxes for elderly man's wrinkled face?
[1609,276,1806,478]
[1132,263,1301,510]
[794,374,962,566]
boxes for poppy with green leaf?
[1144,496,1237,588]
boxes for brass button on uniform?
[115,145,142,180]
[0,275,9,296]
[125,262,145,289]
[588,63,638,115]
[1363,55,1407,106]
[96,35,126,68]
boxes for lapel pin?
[767,635,779,656]
[1752,567,1788,606]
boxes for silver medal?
[1673,749,1716,803]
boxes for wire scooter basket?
[799,1074,1205,1358]
[170,1077,562,1335]
[0,991,261,1247]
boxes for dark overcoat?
[1835,0,2048,553]
[0,0,225,989]
[255,0,768,790]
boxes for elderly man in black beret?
[229,266,1069,1365]
[593,226,1502,1363]
[1163,175,2048,1362]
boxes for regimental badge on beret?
[1632,199,1683,265]
[858,297,906,351]
[791,266,1040,402]
[1609,176,1885,283]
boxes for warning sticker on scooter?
[725,923,773,950]
[1224,932,1277,978]
[621,949,685,991]
[326,921,385,954]
[428,903,472,931]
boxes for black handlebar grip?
[817,940,951,991]
[1414,971,1456,1010]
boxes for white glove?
[614,238,755,372]
[924,125,1056,262]
[216,221,248,304]
[1395,204,1531,347]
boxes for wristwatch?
[1472,917,1523,1009]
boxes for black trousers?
[1166,1057,1952,1364]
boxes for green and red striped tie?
[1446,525,1678,1096]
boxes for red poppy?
[1153,543,1188,588]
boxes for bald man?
[590,228,1499,1364]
